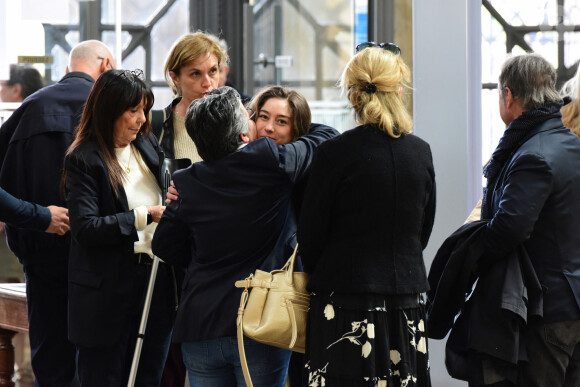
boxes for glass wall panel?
[481,0,580,165]
[151,0,189,84]
[564,1,580,24]
[21,0,79,24]
[564,32,580,67]
[524,31,559,67]
[489,0,558,26]
[481,10,506,84]
[101,0,161,24]
[252,0,358,132]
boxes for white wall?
[413,1,482,386]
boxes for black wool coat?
[298,124,436,295]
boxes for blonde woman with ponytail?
[297,43,435,387]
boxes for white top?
[173,113,203,162]
[115,144,162,258]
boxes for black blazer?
[298,124,436,295]
[64,133,164,348]
[152,124,338,342]
[483,117,580,323]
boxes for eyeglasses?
[355,42,401,56]
[98,56,115,70]
[246,107,256,120]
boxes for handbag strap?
[283,244,299,284]
[236,287,254,387]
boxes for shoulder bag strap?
[150,109,167,143]
[237,287,253,387]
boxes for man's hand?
[45,206,70,235]
[165,180,179,204]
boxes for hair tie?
[364,83,377,93]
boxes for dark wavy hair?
[65,69,154,196]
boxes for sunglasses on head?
[355,42,401,56]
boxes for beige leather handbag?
[235,245,309,386]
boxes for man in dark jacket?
[0,39,115,386]
[478,53,580,386]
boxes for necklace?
[121,145,133,173]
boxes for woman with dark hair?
[63,69,174,386]
[298,44,435,386]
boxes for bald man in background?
[0,40,115,386]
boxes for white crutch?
[127,157,191,386]
[127,254,160,387]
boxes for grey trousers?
[517,318,580,387]
[470,319,580,387]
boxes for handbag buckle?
[244,275,253,289]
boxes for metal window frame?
[482,0,580,89]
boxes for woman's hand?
[165,180,179,204]
[147,205,166,223]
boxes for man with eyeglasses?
[0,39,115,386]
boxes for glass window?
[101,0,161,25]
[252,0,358,132]
[481,0,580,166]
[21,0,79,24]
[489,0,558,26]
[151,0,189,84]
[564,32,580,68]
[8,0,188,109]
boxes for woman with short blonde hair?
[152,32,228,163]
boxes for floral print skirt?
[304,292,431,387]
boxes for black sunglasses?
[355,42,401,56]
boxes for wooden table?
[0,283,28,387]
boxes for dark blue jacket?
[0,72,95,264]
[483,117,580,323]
[152,124,338,342]
[0,187,51,230]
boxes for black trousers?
[76,261,175,387]
[24,259,77,387]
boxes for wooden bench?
[0,283,28,387]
